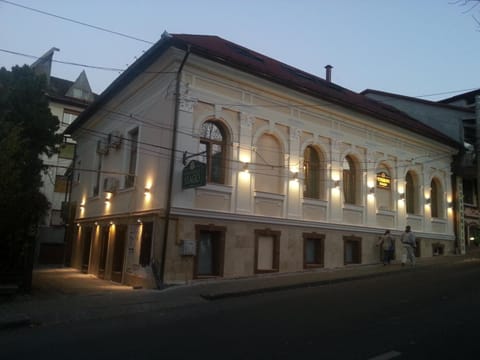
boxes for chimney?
[325,65,333,83]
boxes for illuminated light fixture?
[94,221,98,226]
[333,180,340,189]
[425,198,431,205]
[79,203,85,209]
[144,187,151,196]
[242,162,249,173]
[368,187,375,195]
[399,193,405,201]
[137,218,142,224]
[470,236,475,241]
[448,201,454,208]
[76,223,80,227]
[109,221,114,226]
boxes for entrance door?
[98,226,109,279]
[111,225,126,283]
[81,226,92,273]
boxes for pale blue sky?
[1,0,478,100]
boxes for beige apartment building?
[66,33,459,288]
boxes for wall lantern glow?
[368,187,375,195]
[399,193,405,201]
[425,198,431,205]
[137,218,142,224]
[144,187,151,196]
[94,221,98,226]
[447,201,453,208]
[333,180,340,189]
[109,221,114,226]
[79,203,85,209]
[242,162,249,173]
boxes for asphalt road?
[2,258,480,359]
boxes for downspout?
[159,45,191,287]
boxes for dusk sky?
[1,0,478,100]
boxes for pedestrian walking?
[376,230,395,265]
[400,225,416,266]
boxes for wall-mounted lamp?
[79,203,85,209]
[292,172,299,182]
[448,201,453,209]
[399,193,405,201]
[242,162,249,173]
[144,187,151,196]
[368,187,375,195]
[76,223,80,227]
[333,180,340,189]
[94,221,98,226]
[109,221,114,226]
[425,198,431,205]
[137,218,142,224]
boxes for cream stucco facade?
[68,36,457,287]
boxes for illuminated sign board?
[376,172,391,190]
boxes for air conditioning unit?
[103,177,119,193]
[96,139,109,155]
[108,131,122,149]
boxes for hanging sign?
[182,160,206,189]
[376,172,391,190]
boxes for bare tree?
[452,0,480,29]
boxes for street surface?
[2,258,480,359]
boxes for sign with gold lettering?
[182,160,206,189]
[376,172,391,190]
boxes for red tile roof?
[67,33,460,148]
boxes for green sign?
[182,160,206,189]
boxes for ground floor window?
[195,225,225,277]
[303,233,324,268]
[254,229,280,274]
[344,236,361,265]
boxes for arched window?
[431,178,443,218]
[343,155,358,205]
[405,171,417,214]
[255,134,283,194]
[376,164,392,210]
[200,121,227,184]
[304,146,324,199]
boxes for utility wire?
[0,0,154,45]
[0,48,124,72]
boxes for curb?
[200,266,413,300]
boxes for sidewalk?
[2,249,479,330]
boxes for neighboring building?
[32,48,95,265]
[66,33,459,288]
[439,89,480,249]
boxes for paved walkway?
[2,249,480,330]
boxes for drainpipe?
[159,46,191,287]
[476,95,480,209]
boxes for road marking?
[368,350,402,360]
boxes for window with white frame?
[125,128,138,188]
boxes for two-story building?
[32,48,95,265]
[66,33,460,288]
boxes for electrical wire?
[0,0,154,45]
